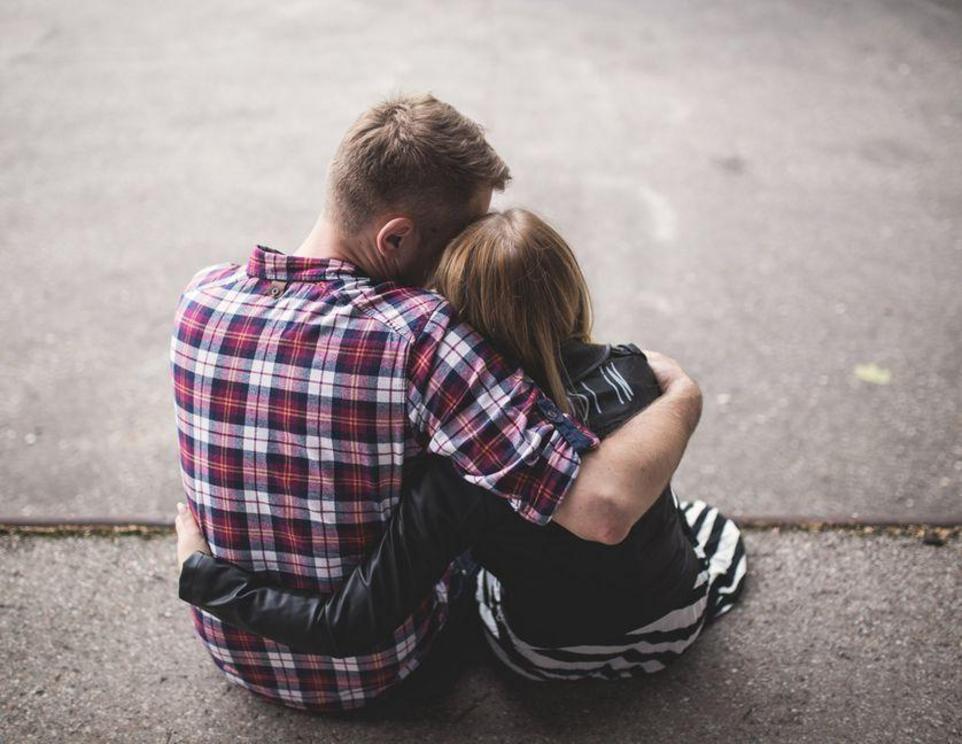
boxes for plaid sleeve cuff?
[536,396,600,453]
[502,397,600,526]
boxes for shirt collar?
[246,245,363,283]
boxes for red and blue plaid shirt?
[170,246,598,711]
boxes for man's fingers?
[640,349,697,397]
[641,350,681,387]
[640,349,679,368]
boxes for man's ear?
[375,217,416,259]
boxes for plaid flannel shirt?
[170,246,598,712]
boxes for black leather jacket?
[179,341,701,654]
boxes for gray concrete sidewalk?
[1,530,959,743]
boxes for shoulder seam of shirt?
[351,285,450,342]
[185,263,245,293]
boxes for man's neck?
[294,217,351,261]
[294,216,392,281]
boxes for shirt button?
[538,397,563,422]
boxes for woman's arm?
[176,457,514,657]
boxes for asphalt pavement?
[1,0,960,522]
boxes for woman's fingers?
[175,502,201,533]
[174,501,212,570]
[174,503,190,535]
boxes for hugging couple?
[170,93,747,713]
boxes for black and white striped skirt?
[475,499,748,681]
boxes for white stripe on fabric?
[599,365,625,405]
[624,580,708,638]
[580,382,601,413]
[607,363,635,401]
[579,381,602,414]
[476,573,501,640]
[695,506,720,548]
[485,571,709,674]
[682,499,709,524]
[568,392,590,422]
[716,554,748,596]
[481,631,543,680]
[706,519,741,583]
[476,498,747,681]
[543,616,705,658]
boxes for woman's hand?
[176,502,212,570]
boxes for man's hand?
[642,349,703,435]
[642,349,691,393]
[175,502,212,570]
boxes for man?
[170,94,702,712]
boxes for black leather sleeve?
[178,456,516,657]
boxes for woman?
[176,209,747,681]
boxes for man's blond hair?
[326,94,510,239]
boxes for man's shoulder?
[174,261,458,345]
[181,262,245,296]
[350,282,454,342]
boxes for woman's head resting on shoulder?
[431,208,593,414]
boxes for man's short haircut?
[326,94,511,238]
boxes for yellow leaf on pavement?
[853,363,892,385]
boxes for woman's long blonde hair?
[431,208,593,414]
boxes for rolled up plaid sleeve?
[406,302,599,525]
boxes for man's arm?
[407,304,600,526]
[408,302,700,546]
[552,351,702,545]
